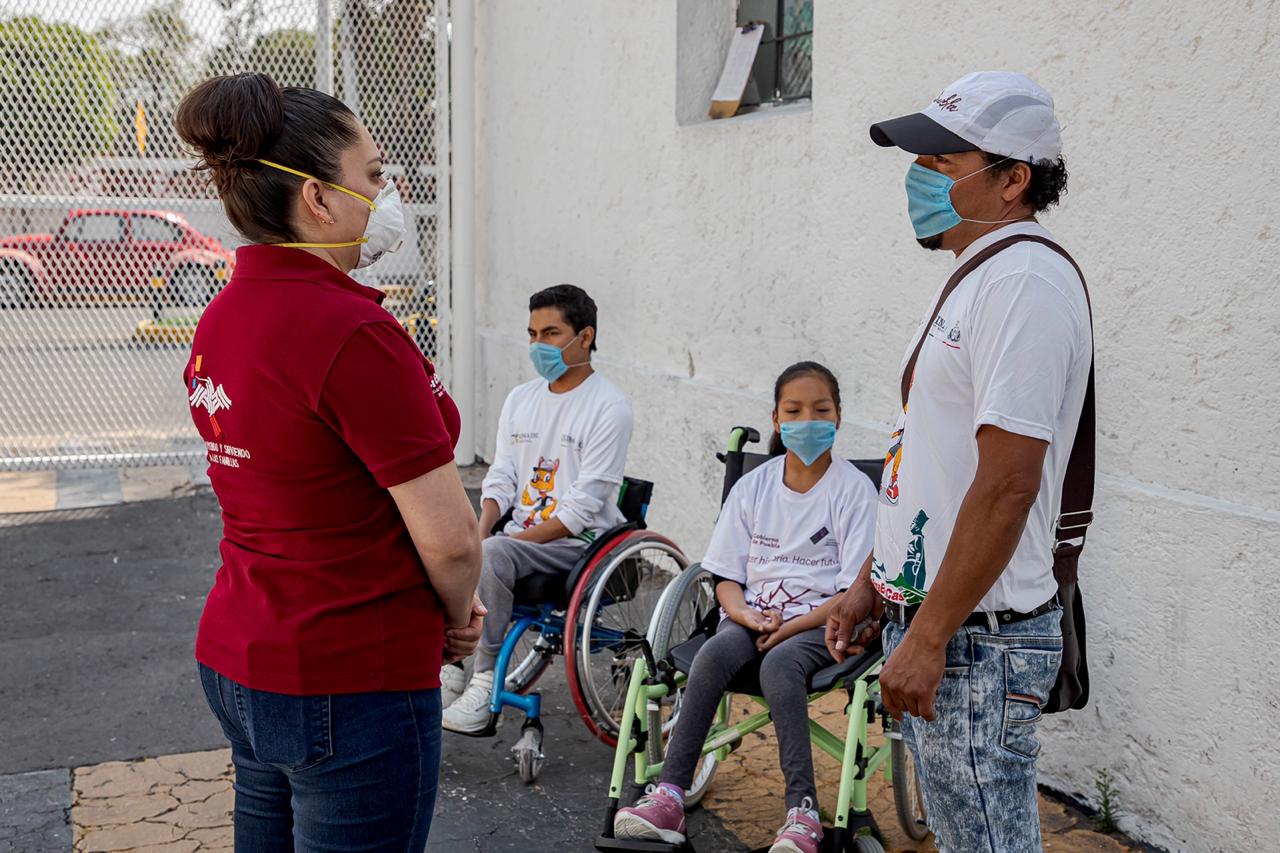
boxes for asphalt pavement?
[0,490,741,851]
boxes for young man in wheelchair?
[613,362,877,853]
[442,283,635,734]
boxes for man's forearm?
[478,498,503,537]
[909,479,1035,648]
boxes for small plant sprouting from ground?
[1094,768,1122,833]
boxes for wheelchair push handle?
[727,426,760,453]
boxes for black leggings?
[660,618,833,809]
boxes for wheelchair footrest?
[594,837,694,853]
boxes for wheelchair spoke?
[573,539,687,737]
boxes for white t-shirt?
[871,221,1092,613]
[481,372,634,540]
[704,455,877,622]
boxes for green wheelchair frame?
[595,427,929,853]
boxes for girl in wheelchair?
[614,362,877,853]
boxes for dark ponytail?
[175,72,359,244]
[768,361,842,456]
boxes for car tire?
[0,261,34,309]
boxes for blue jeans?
[198,664,442,852]
[883,609,1063,853]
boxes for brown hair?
[175,72,359,244]
[768,361,842,456]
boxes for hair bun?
[176,73,285,178]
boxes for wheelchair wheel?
[513,725,545,783]
[564,531,688,745]
[646,564,722,806]
[890,721,930,841]
[852,835,886,853]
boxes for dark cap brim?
[869,112,978,154]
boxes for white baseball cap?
[870,71,1062,163]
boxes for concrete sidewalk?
[0,465,209,522]
[1,482,1151,852]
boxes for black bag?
[901,234,1094,713]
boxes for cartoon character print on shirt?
[871,509,930,605]
[520,456,559,526]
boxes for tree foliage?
[0,17,119,189]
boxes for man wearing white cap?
[825,72,1094,851]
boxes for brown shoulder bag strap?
[899,235,1042,407]
[1016,236,1095,583]
[899,233,1096,580]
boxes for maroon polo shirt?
[184,245,460,695]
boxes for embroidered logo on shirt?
[928,315,962,350]
[189,374,232,438]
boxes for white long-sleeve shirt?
[481,373,634,541]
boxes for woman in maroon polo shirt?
[174,73,482,852]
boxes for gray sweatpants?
[474,534,587,672]
[661,618,833,809]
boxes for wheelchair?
[595,428,930,853]
[468,476,692,783]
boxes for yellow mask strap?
[255,159,376,210]
[274,237,369,249]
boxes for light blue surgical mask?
[779,420,837,466]
[904,159,1027,239]
[528,331,583,383]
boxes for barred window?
[737,0,813,106]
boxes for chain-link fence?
[0,0,449,471]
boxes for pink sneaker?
[769,798,822,853]
[613,785,687,844]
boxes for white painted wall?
[468,2,1280,850]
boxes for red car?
[0,209,234,308]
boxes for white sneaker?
[442,670,496,734]
[440,662,467,709]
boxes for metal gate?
[0,0,450,471]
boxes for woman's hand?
[443,595,487,664]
